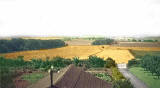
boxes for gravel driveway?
[119,68,148,88]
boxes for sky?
[0,0,160,37]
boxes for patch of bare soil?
[65,39,93,45]
[112,42,160,47]
[13,70,38,88]
[14,76,29,88]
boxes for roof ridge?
[54,65,73,85]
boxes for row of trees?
[141,55,160,78]
[0,38,66,53]
[129,39,158,42]
[92,38,115,45]
[128,55,160,79]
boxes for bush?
[0,66,15,88]
[92,38,114,45]
[88,56,105,68]
[95,73,112,82]
[104,57,116,68]
[113,79,133,88]
[73,57,80,66]
[128,59,140,67]
[51,57,72,68]
[111,67,125,80]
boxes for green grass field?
[129,67,160,88]
[131,50,160,58]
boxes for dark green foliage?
[30,57,72,69]
[0,56,26,68]
[128,59,140,67]
[112,79,133,88]
[88,56,105,67]
[0,38,66,53]
[73,57,80,66]
[105,57,116,68]
[143,40,155,42]
[140,55,160,78]
[0,66,15,88]
[50,57,72,67]
[92,38,114,45]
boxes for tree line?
[92,38,115,45]
[128,55,160,79]
[141,55,160,79]
[0,38,66,53]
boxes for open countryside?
[1,38,160,88]
[2,43,160,63]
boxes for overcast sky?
[0,0,160,37]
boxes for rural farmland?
[2,44,160,63]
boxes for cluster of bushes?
[92,38,115,45]
[72,56,117,69]
[111,67,125,81]
[0,65,16,88]
[95,73,112,82]
[140,55,160,78]
[30,57,72,71]
[0,56,27,88]
[0,38,66,53]
[104,58,116,68]
[111,67,133,88]
[112,79,133,88]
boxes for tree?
[105,57,116,68]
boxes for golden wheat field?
[1,45,160,63]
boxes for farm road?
[119,68,148,88]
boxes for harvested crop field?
[65,39,93,45]
[1,45,160,64]
[112,42,160,47]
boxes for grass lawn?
[22,72,46,84]
[131,50,160,57]
[129,67,160,88]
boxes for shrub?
[128,59,140,67]
[0,66,15,88]
[104,57,116,68]
[112,79,133,88]
[51,57,72,67]
[111,67,125,80]
[95,73,112,82]
[73,57,80,66]
[88,56,105,67]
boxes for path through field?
[119,68,148,88]
[3,45,137,63]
